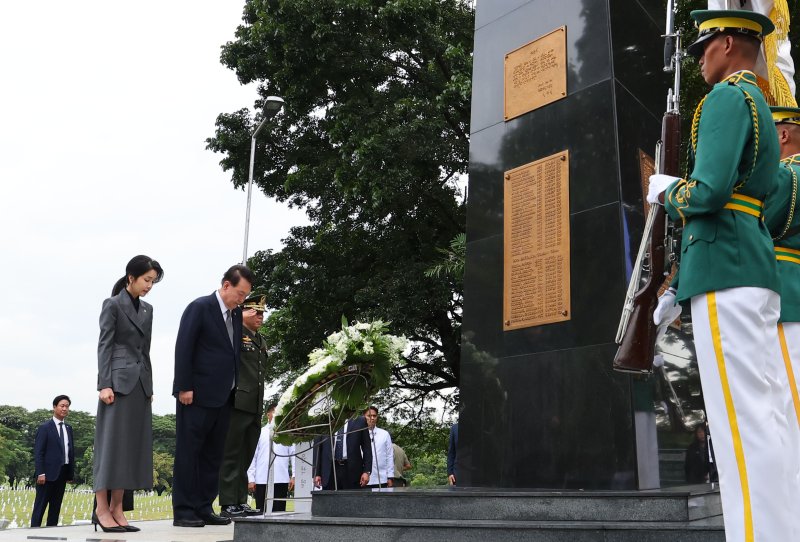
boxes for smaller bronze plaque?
[504,26,567,121]
[503,150,571,330]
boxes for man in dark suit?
[172,265,253,527]
[31,395,74,527]
[314,416,372,490]
[313,435,333,490]
[447,422,458,485]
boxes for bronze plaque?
[638,149,656,217]
[503,150,570,330]
[504,26,567,121]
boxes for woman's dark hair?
[112,255,164,296]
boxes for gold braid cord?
[670,75,760,221]
[773,161,798,241]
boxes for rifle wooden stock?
[613,111,681,374]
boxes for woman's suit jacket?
[97,291,153,396]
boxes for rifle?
[613,0,682,374]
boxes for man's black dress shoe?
[199,513,232,525]
[173,518,205,527]
[240,503,262,516]
[220,505,246,518]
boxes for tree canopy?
[207,0,474,409]
[0,405,177,488]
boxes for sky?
[0,2,305,415]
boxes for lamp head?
[263,96,285,118]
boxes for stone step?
[310,486,721,523]
[233,514,725,542]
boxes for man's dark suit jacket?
[313,436,333,489]
[173,292,242,406]
[447,423,458,478]
[34,420,74,481]
[314,416,373,489]
[342,416,372,477]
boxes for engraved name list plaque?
[503,151,570,330]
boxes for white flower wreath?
[272,318,406,445]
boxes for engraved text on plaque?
[504,26,567,121]
[503,151,570,330]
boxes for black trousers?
[218,407,260,506]
[254,482,289,512]
[172,399,232,520]
[334,461,361,489]
[30,465,69,527]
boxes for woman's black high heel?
[92,512,126,533]
[122,524,141,532]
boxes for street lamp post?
[242,96,285,264]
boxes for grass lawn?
[0,488,284,529]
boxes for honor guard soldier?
[764,105,800,508]
[219,294,269,518]
[647,10,794,541]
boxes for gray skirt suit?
[93,291,154,491]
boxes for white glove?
[647,174,681,204]
[653,287,681,326]
[652,354,665,368]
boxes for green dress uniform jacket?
[218,328,269,508]
[764,154,800,322]
[664,71,779,302]
[235,329,268,415]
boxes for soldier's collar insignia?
[724,70,757,86]
[782,154,800,166]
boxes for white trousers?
[691,288,794,541]
[777,322,800,493]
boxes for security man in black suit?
[30,395,74,527]
[314,416,372,489]
[171,265,253,527]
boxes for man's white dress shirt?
[367,426,394,486]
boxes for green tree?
[0,425,32,487]
[65,409,95,484]
[152,414,176,457]
[152,451,174,495]
[76,445,94,487]
[206,0,473,403]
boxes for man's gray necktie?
[225,310,234,346]
[58,422,66,464]
[334,428,344,461]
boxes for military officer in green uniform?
[647,10,793,541]
[763,105,800,510]
[219,294,269,517]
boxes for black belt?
[334,460,347,465]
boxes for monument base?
[233,486,724,541]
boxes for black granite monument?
[460,0,683,490]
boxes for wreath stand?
[259,365,386,515]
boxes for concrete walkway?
[0,520,233,542]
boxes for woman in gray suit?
[93,255,163,532]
